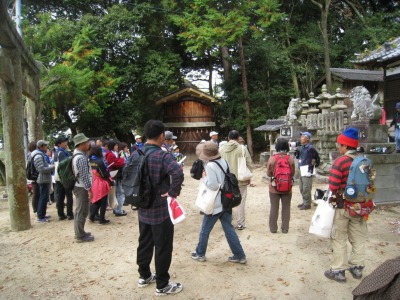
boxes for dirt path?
[0,165,399,300]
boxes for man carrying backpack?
[136,120,184,296]
[31,140,55,223]
[324,128,371,283]
[71,133,94,243]
[296,132,319,210]
[219,130,253,230]
[54,136,74,221]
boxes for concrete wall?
[366,153,400,205]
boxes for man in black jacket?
[54,136,74,221]
[297,132,319,210]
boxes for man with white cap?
[72,133,94,242]
[31,140,55,223]
[131,134,143,153]
[209,131,218,144]
[161,131,177,153]
[297,132,319,210]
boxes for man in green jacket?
[219,130,253,230]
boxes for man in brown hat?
[72,133,94,243]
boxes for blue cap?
[396,102,400,109]
[300,132,312,139]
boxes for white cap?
[209,131,218,137]
[135,135,142,140]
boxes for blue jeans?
[115,178,125,213]
[37,183,50,219]
[195,211,246,259]
[395,128,400,151]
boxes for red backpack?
[273,154,292,192]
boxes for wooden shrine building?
[156,85,218,155]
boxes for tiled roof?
[330,68,383,82]
[352,36,400,64]
[254,119,286,131]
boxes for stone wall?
[314,130,341,163]
[366,153,400,205]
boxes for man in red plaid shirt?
[136,120,184,296]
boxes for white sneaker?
[155,282,183,296]
[138,273,156,288]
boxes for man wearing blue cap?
[389,102,400,153]
[297,132,320,210]
[324,127,371,283]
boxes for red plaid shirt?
[138,144,184,225]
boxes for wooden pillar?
[0,49,31,231]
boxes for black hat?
[55,136,69,146]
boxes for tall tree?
[310,0,333,92]
[169,0,282,155]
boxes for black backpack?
[26,153,41,181]
[190,159,203,180]
[122,149,165,208]
[211,160,242,210]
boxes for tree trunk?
[320,0,332,92]
[220,46,231,82]
[207,50,213,96]
[0,48,31,231]
[311,0,332,92]
[238,37,253,156]
[284,26,300,98]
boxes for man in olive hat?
[72,133,94,242]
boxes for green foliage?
[17,0,400,149]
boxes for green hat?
[73,133,90,147]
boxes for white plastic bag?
[195,182,219,214]
[167,197,186,225]
[238,146,253,181]
[309,200,335,238]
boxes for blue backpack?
[344,156,376,201]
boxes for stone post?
[0,48,31,231]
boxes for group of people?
[26,120,377,296]
[265,128,372,284]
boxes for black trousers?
[137,218,174,289]
[90,195,108,222]
[31,182,39,213]
[55,181,73,217]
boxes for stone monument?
[348,86,390,153]
[280,98,306,140]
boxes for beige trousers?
[236,185,248,227]
[330,209,368,271]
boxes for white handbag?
[309,200,335,238]
[237,145,253,181]
[195,181,219,215]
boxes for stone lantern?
[301,98,309,115]
[331,88,348,111]
[317,84,332,113]
[307,92,320,114]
